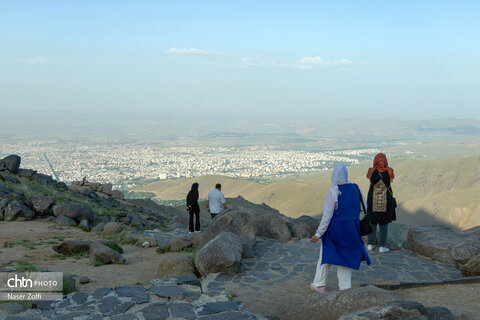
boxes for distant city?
[0,140,380,189]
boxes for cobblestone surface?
[203,238,462,295]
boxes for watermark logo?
[0,272,63,301]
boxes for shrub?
[156,245,171,254]
[104,241,124,254]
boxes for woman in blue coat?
[310,164,371,293]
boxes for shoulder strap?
[354,184,367,213]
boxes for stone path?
[0,276,267,320]
[204,238,461,292]
[201,238,463,319]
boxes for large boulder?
[167,237,193,252]
[17,169,37,178]
[33,173,54,186]
[56,215,77,226]
[195,231,243,276]
[0,155,21,174]
[460,253,480,277]
[53,240,92,255]
[53,203,94,223]
[256,214,292,242]
[407,225,480,273]
[339,300,455,320]
[156,253,195,278]
[300,286,401,320]
[4,200,35,221]
[111,190,124,200]
[103,222,122,234]
[291,215,319,236]
[26,195,55,216]
[199,210,292,248]
[89,242,126,265]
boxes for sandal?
[310,285,326,293]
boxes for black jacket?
[186,188,200,213]
[367,169,396,225]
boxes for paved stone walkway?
[203,238,462,295]
[0,276,267,320]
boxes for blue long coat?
[322,184,371,269]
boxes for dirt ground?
[0,221,163,291]
[395,283,480,320]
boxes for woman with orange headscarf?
[366,153,396,253]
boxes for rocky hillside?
[0,154,193,242]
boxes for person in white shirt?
[206,183,226,219]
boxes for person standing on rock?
[186,182,201,233]
[206,183,226,219]
[310,164,371,293]
[366,153,396,253]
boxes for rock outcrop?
[156,253,195,278]
[195,231,243,276]
[53,203,95,224]
[89,242,126,265]
[0,155,21,174]
[407,225,480,275]
[71,180,125,200]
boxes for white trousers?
[311,241,352,290]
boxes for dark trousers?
[367,222,389,247]
[189,209,200,232]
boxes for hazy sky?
[1,1,479,119]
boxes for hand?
[310,235,319,243]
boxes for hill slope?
[137,156,480,230]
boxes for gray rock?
[150,285,184,299]
[71,291,89,305]
[33,172,54,185]
[4,200,35,221]
[407,225,480,270]
[198,301,243,315]
[92,222,105,232]
[93,287,112,298]
[196,231,243,276]
[56,215,77,227]
[287,222,310,239]
[460,252,480,276]
[168,237,193,252]
[5,175,19,183]
[156,253,195,278]
[141,302,169,319]
[187,232,204,247]
[53,240,91,255]
[17,168,37,178]
[89,242,126,265]
[255,214,292,242]
[0,155,21,174]
[53,203,94,223]
[111,190,124,200]
[98,296,122,313]
[0,185,15,196]
[339,300,456,320]
[301,285,401,320]
[103,222,122,234]
[79,276,90,284]
[79,219,91,230]
[169,303,196,319]
[26,195,55,216]
[116,286,149,304]
[0,302,26,314]
[100,183,113,194]
[136,236,158,247]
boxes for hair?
[215,183,221,189]
[191,183,199,191]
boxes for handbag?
[354,184,373,236]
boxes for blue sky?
[1,1,479,118]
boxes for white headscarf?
[330,163,350,205]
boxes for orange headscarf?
[366,153,394,181]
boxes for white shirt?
[206,189,226,214]
[315,184,367,238]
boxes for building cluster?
[0,141,379,189]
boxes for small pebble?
[79,276,90,284]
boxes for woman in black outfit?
[366,153,396,253]
[186,183,200,233]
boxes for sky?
[0,0,479,119]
